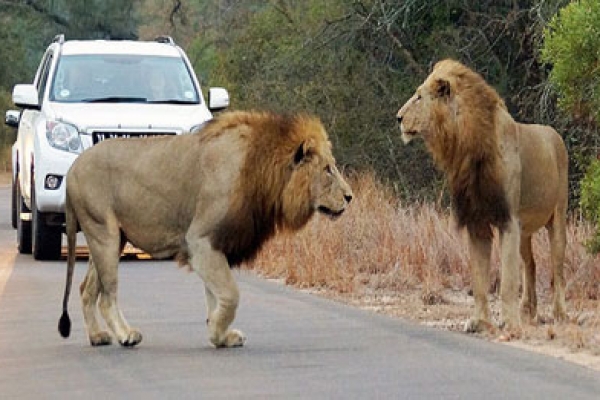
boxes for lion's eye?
[325,165,333,175]
[415,94,422,102]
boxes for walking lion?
[58,110,353,348]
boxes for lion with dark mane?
[58,110,353,348]
[397,59,568,332]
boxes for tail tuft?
[58,311,71,338]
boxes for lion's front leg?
[499,218,521,331]
[205,284,245,348]
[519,234,538,323]
[191,238,245,348]
[465,233,493,333]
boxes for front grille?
[92,131,176,144]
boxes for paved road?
[0,186,598,399]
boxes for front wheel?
[16,176,32,254]
[31,185,62,261]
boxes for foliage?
[63,0,140,40]
[541,0,600,124]
[0,90,17,170]
[0,0,597,206]
[580,160,600,252]
[192,0,580,202]
[200,1,443,201]
[541,0,600,252]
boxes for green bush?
[580,159,600,253]
[0,90,17,171]
[541,0,600,252]
[541,0,600,121]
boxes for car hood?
[47,102,213,132]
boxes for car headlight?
[46,121,82,153]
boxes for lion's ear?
[434,78,451,98]
[293,140,314,165]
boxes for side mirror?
[5,110,21,128]
[13,84,40,109]
[208,87,229,112]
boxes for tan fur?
[397,59,568,332]
[58,110,353,348]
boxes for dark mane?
[205,111,326,265]
[429,60,511,238]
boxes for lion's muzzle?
[318,193,352,219]
[318,205,345,220]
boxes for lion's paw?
[498,317,521,333]
[119,329,143,348]
[520,302,537,324]
[90,331,113,346]
[464,318,494,334]
[214,329,246,348]
[552,305,567,323]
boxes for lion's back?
[516,123,568,220]
[65,110,344,265]
[66,133,242,259]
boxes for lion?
[58,110,353,348]
[396,59,568,332]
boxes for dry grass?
[245,171,599,301]
[243,171,600,367]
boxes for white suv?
[6,35,229,260]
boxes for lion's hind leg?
[547,213,567,322]
[80,259,112,346]
[87,226,142,347]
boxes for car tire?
[11,174,17,229]
[31,183,62,261]
[16,176,32,254]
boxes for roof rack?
[53,34,65,44]
[155,35,175,45]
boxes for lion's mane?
[200,111,330,265]
[427,60,510,238]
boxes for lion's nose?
[397,116,403,124]
[344,194,353,204]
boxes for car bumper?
[34,146,78,214]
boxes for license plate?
[92,132,172,144]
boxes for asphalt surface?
[0,186,598,399]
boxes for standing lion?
[58,110,353,348]
[396,59,568,332]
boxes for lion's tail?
[58,192,77,338]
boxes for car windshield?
[49,54,200,104]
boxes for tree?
[542,0,600,252]
[64,0,139,39]
[541,0,600,125]
[1,0,592,204]
[198,0,577,201]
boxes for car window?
[37,52,54,105]
[49,54,200,104]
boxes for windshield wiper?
[82,96,149,103]
[146,99,197,105]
